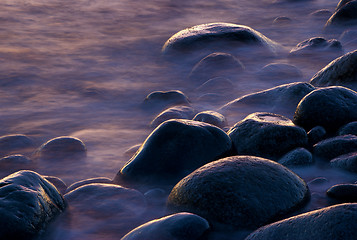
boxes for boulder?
[256,63,302,82]
[44,176,67,195]
[307,126,327,146]
[278,148,313,167]
[150,106,196,128]
[0,170,65,240]
[330,152,357,172]
[246,203,357,240]
[143,90,190,112]
[309,50,357,91]
[196,77,236,94]
[336,0,353,10]
[313,135,357,160]
[338,121,357,135]
[293,86,357,133]
[325,0,357,30]
[309,9,333,21]
[0,134,34,156]
[116,119,232,186]
[167,156,309,230]
[272,16,292,26]
[227,112,308,160]
[65,177,112,193]
[327,184,357,202]
[192,110,227,128]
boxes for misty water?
[0,0,356,239]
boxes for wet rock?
[246,203,357,240]
[189,52,244,85]
[313,135,357,161]
[36,136,87,160]
[44,176,67,195]
[196,77,235,94]
[339,29,357,44]
[307,126,327,146]
[0,154,31,166]
[309,50,357,91]
[192,110,227,128]
[330,152,357,172]
[66,177,112,193]
[337,0,353,10]
[0,170,65,240]
[144,188,168,206]
[273,16,292,26]
[278,148,313,167]
[338,121,357,135]
[327,184,357,202]
[309,9,333,21]
[116,119,232,186]
[124,144,142,158]
[150,106,196,128]
[256,63,302,82]
[325,0,357,30]
[0,134,34,156]
[293,86,357,133]
[121,213,210,240]
[227,112,308,160]
[308,177,329,185]
[167,156,309,230]
[162,22,281,63]
[197,93,226,105]
[221,82,315,118]
[143,90,190,112]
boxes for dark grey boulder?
[314,135,357,161]
[308,177,329,185]
[115,119,232,186]
[143,90,190,112]
[227,112,308,160]
[0,134,34,156]
[293,86,357,133]
[65,177,112,193]
[338,121,357,135]
[337,0,353,10]
[278,148,313,167]
[144,188,168,206]
[36,136,86,160]
[150,106,196,128]
[221,82,315,118]
[189,52,244,85]
[167,156,309,230]
[121,212,209,240]
[0,170,65,240]
[327,184,357,202]
[246,203,357,240]
[330,152,357,172]
[309,9,333,21]
[310,50,357,91]
[325,0,357,30]
[307,126,327,146]
[192,110,227,128]
[256,63,302,82]
[44,176,67,195]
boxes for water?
[0,0,356,239]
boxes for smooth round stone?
[221,82,315,118]
[167,156,309,230]
[116,119,232,186]
[309,9,333,21]
[272,16,292,26]
[144,188,168,206]
[227,112,308,160]
[37,136,87,160]
[293,86,357,133]
[327,184,357,202]
[44,176,67,195]
[0,134,34,154]
[0,154,31,165]
[196,77,235,94]
[66,177,113,193]
[339,29,357,44]
[325,0,357,30]
[307,177,329,185]
[0,170,65,240]
[330,152,357,172]
[189,52,244,84]
[192,111,227,128]
[150,106,196,128]
[256,63,302,82]
[122,213,210,240]
[314,135,357,161]
[310,50,357,91]
[278,148,313,167]
[143,90,190,112]
[307,126,327,146]
[124,144,141,158]
[338,121,357,135]
[337,0,353,10]
[246,203,357,240]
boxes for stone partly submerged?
[167,156,309,230]
[325,0,357,31]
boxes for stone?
[150,106,196,128]
[309,50,357,91]
[189,52,244,85]
[307,177,329,185]
[36,136,86,160]
[121,213,210,240]
[325,0,357,30]
[44,176,67,195]
[124,144,142,158]
[337,0,353,10]
[65,177,112,193]
[227,112,308,160]
[143,90,190,112]
[221,82,315,118]
[196,77,235,94]
[167,156,309,230]
[0,134,34,156]
[144,188,168,206]
[339,29,357,44]
[330,152,357,172]
[313,135,357,161]
[192,110,227,128]
[115,119,232,186]
[338,121,357,135]
[309,9,333,21]
[293,86,357,133]
[0,154,31,166]
[278,148,313,167]
[0,170,65,240]
[327,184,357,202]
[256,63,302,82]
[273,16,292,26]
[246,203,357,240]
[307,126,327,146]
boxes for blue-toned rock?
[192,110,227,128]
[150,106,196,128]
[325,0,357,31]
[256,63,302,82]
[314,135,357,161]
[278,148,313,167]
[327,184,357,202]
[143,90,190,112]
[307,126,327,146]
[0,134,34,156]
[338,121,357,135]
[65,177,112,193]
[330,152,357,172]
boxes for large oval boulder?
[143,90,190,113]
[313,135,357,161]
[256,63,302,82]
[227,112,308,160]
[150,106,196,128]
[167,156,309,230]
[121,212,209,240]
[293,86,357,133]
[330,151,357,172]
[0,170,66,240]
[325,0,357,31]
[309,50,357,91]
[115,119,232,186]
[246,203,357,240]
